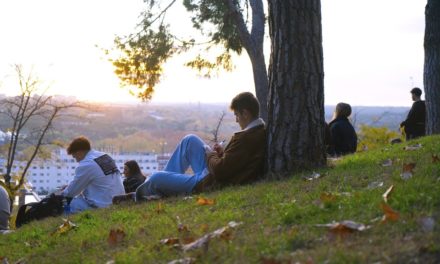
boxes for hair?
[334,102,352,119]
[229,92,260,118]
[124,160,142,177]
[410,87,422,97]
[67,136,91,154]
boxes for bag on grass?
[15,193,64,228]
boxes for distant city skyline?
[0,0,427,106]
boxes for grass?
[1,135,440,263]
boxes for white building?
[2,149,163,194]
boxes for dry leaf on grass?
[368,181,384,189]
[51,219,77,236]
[418,216,435,232]
[315,220,370,237]
[320,192,337,203]
[196,197,215,205]
[168,257,196,264]
[403,143,422,151]
[381,159,393,167]
[381,202,400,223]
[401,163,416,180]
[181,221,243,252]
[382,185,394,203]
[155,202,164,213]
[108,228,126,246]
[432,154,440,163]
[160,237,180,246]
[302,172,322,181]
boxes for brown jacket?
[194,124,266,192]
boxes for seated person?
[136,92,266,200]
[123,160,146,193]
[400,87,426,140]
[327,102,357,156]
[61,136,125,213]
[0,185,10,231]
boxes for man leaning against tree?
[134,92,266,200]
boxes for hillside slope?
[1,136,439,263]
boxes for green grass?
[1,136,440,263]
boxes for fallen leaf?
[418,216,435,232]
[401,163,416,180]
[432,154,440,163]
[196,197,215,205]
[260,257,284,264]
[320,192,337,203]
[302,172,322,181]
[51,219,77,236]
[181,221,243,252]
[315,220,370,237]
[382,185,394,203]
[108,228,126,246]
[404,143,422,151]
[182,234,210,252]
[199,224,209,233]
[168,257,196,264]
[403,163,416,172]
[155,202,164,213]
[381,202,400,223]
[381,159,393,167]
[368,181,384,189]
[160,237,180,246]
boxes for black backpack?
[15,193,65,228]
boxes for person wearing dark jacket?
[400,87,426,140]
[135,92,266,200]
[122,160,146,193]
[328,102,357,156]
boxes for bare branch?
[210,111,226,143]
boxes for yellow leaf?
[155,202,164,213]
[196,197,215,206]
[320,192,337,203]
[51,219,77,236]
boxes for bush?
[357,124,401,151]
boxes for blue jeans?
[135,134,209,200]
[69,195,95,213]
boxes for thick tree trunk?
[424,0,440,135]
[225,0,268,122]
[267,0,326,175]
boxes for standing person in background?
[122,160,146,193]
[400,87,426,140]
[61,136,125,213]
[327,102,358,156]
[0,185,10,231]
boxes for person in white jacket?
[0,185,10,231]
[62,136,125,213]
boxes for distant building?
[1,148,170,194]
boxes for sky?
[0,0,427,106]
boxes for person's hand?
[213,143,224,156]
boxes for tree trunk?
[225,0,268,122]
[267,0,326,175]
[424,0,440,135]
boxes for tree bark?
[424,0,440,135]
[267,0,326,175]
[225,0,269,122]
